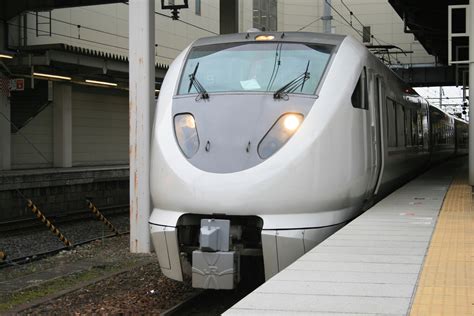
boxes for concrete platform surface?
[225,160,464,315]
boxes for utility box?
[192,250,239,289]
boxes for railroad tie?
[86,199,120,235]
[26,199,72,247]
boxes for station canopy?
[0,0,123,20]
[389,0,468,65]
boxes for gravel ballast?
[0,235,196,314]
[0,213,129,261]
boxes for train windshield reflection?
[178,42,333,96]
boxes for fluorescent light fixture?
[33,72,71,80]
[155,89,160,92]
[0,54,14,59]
[85,79,118,87]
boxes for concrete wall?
[72,86,128,166]
[11,104,53,169]
[239,0,435,65]
[5,85,128,169]
[0,167,129,221]
[9,0,220,65]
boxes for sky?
[414,86,469,120]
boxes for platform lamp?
[161,0,189,20]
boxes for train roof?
[191,31,347,48]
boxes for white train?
[149,32,468,289]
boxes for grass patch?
[0,265,118,312]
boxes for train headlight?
[174,113,200,158]
[258,113,304,159]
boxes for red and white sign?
[9,79,25,91]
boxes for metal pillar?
[53,83,72,168]
[470,1,474,185]
[323,0,332,33]
[439,86,443,110]
[129,0,154,253]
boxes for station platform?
[0,165,129,221]
[225,158,473,315]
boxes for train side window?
[405,107,412,146]
[396,103,405,147]
[411,109,418,145]
[417,110,423,146]
[386,98,397,147]
[351,67,368,110]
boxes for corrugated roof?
[19,44,170,69]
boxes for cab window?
[351,67,369,110]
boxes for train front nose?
[171,94,313,174]
[151,36,337,288]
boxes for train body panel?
[149,31,468,288]
[455,117,469,155]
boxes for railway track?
[0,204,130,267]
[162,286,259,315]
[0,204,129,234]
[0,230,130,269]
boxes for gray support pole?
[52,82,72,168]
[129,0,154,253]
[439,87,443,110]
[323,0,332,33]
[470,1,474,185]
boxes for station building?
[0,0,450,220]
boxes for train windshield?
[177,42,333,96]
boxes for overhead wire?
[324,0,364,37]
[296,17,323,32]
[8,21,128,51]
[6,21,172,61]
[28,11,181,52]
[163,13,219,35]
[121,2,218,35]
[328,1,405,65]
[340,0,365,28]
[27,11,128,40]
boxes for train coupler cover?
[192,218,240,289]
[192,250,239,290]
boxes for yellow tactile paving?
[410,174,474,316]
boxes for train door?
[368,75,384,196]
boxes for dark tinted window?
[396,104,405,147]
[386,98,397,147]
[351,67,368,110]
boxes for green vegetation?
[0,265,117,312]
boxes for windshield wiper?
[273,60,311,100]
[188,62,209,100]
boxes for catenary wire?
[7,21,173,61]
[28,11,181,52]
[340,0,365,28]
[121,2,218,35]
[296,17,323,32]
[327,2,404,65]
